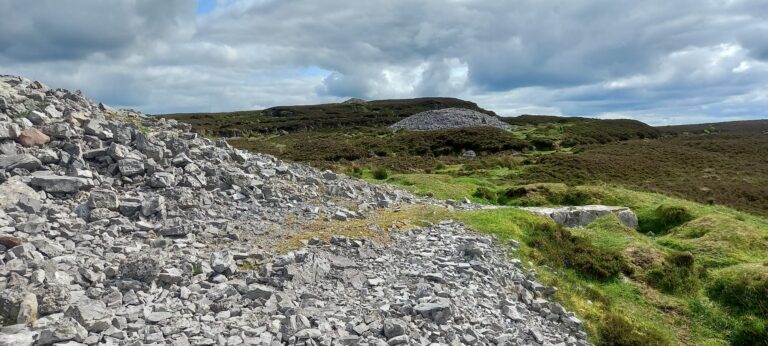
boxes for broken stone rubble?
[0,75,589,345]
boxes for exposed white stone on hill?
[390,107,512,131]
[521,205,639,229]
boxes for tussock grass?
[659,215,768,268]
[707,263,768,316]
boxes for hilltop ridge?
[162,97,495,135]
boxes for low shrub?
[497,185,553,206]
[348,166,363,178]
[644,251,702,294]
[499,186,533,201]
[472,187,497,201]
[400,127,531,156]
[527,223,630,279]
[530,137,557,151]
[657,205,694,227]
[551,187,595,206]
[639,204,695,235]
[731,316,768,346]
[599,311,670,346]
[372,167,389,180]
[707,264,768,315]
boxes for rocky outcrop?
[390,107,512,131]
[341,97,366,104]
[0,75,588,345]
[520,205,639,229]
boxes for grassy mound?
[599,311,671,346]
[644,251,703,294]
[527,222,631,279]
[658,215,768,267]
[730,316,768,346]
[638,204,695,235]
[707,263,768,315]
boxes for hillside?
[521,134,768,216]
[658,119,768,136]
[162,97,495,135]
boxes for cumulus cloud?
[0,0,766,124]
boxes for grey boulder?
[29,174,92,193]
[0,154,41,172]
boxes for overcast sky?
[1,0,767,125]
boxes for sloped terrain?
[658,119,768,136]
[162,97,495,136]
[521,134,768,216]
[0,76,588,345]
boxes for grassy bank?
[341,161,768,345]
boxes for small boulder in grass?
[17,128,50,147]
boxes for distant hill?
[503,114,589,125]
[162,97,496,136]
[657,119,768,136]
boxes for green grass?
[658,215,768,268]
[374,173,495,201]
[453,208,676,345]
[388,179,768,345]
[708,264,768,316]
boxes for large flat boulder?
[520,205,639,229]
[29,173,93,193]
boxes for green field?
[168,99,768,345]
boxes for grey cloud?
[0,0,194,61]
[0,0,767,123]
[318,72,372,98]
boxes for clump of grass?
[529,137,557,151]
[472,186,497,201]
[707,263,768,315]
[372,167,389,180]
[496,184,555,206]
[599,311,671,346]
[550,187,595,206]
[639,204,695,235]
[528,223,631,279]
[348,165,364,178]
[731,316,768,346]
[657,214,768,268]
[644,251,703,294]
[192,263,203,275]
[657,205,695,227]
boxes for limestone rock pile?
[389,108,512,131]
[0,75,587,345]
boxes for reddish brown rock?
[17,128,50,147]
[0,235,22,249]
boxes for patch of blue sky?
[196,0,216,15]
[300,66,332,78]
